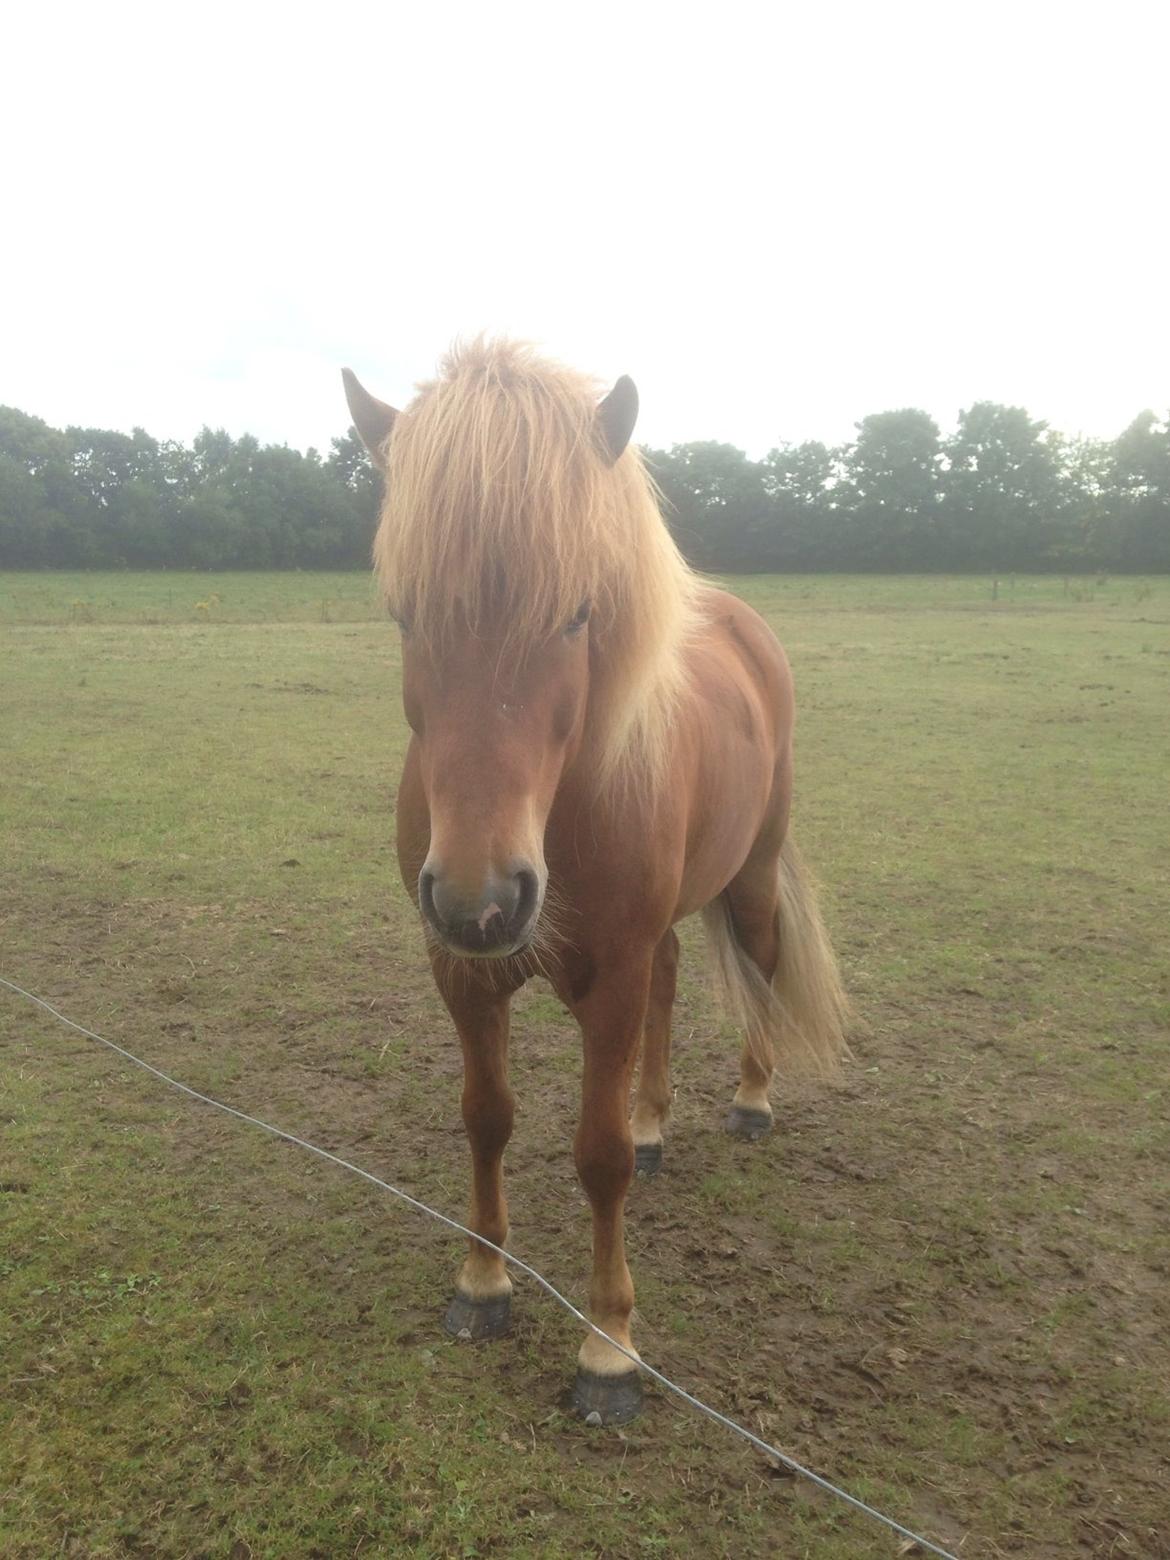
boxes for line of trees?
[0,412,379,570]
[1,401,1167,572]
[649,405,1170,572]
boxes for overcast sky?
[3,1,1166,457]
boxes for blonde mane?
[373,339,703,793]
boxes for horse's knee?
[574,1128,634,1203]
[462,1086,514,1155]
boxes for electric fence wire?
[2,975,960,1559]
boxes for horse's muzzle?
[418,863,542,958]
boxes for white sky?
[2,1,1167,456]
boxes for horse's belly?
[672,743,775,919]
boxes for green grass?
[2,571,1168,1558]
[0,569,387,625]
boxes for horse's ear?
[596,375,638,464]
[341,368,398,470]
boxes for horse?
[341,340,849,1424]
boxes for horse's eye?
[565,601,591,635]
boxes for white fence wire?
[2,975,960,1559]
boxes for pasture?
[2,570,1167,1558]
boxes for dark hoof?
[634,1142,663,1177]
[726,1105,773,1140]
[572,1367,643,1426]
[443,1289,511,1341]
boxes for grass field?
[2,570,1168,1559]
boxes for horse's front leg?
[439,974,516,1341]
[568,953,653,1424]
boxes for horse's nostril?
[513,868,539,930]
[418,868,438,926]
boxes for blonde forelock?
[373,338,703,792]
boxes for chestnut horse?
[342,341,848,1424]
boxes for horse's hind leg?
[630,928,679,1176]
[709,834,848,1137]
[721,854,782,1138]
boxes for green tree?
[647,441,776,569]
[839,410,943,568]
[943,403,1063,569]
[761,440,843,567]
[65,425,176,565]
[1104,411,1170,569]
[0,452,53,565]
[1049,433,1113,568]
[0,407,85,564]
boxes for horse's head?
[342,355,639,958]
[401,607,594,956]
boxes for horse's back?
[697,586,793,734]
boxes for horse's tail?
[701,837,850,1079]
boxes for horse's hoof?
[443,1289,511,1341]
[572,1367,643,1425]
[726,1105,773,1140]
[634,1142,663,1177]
